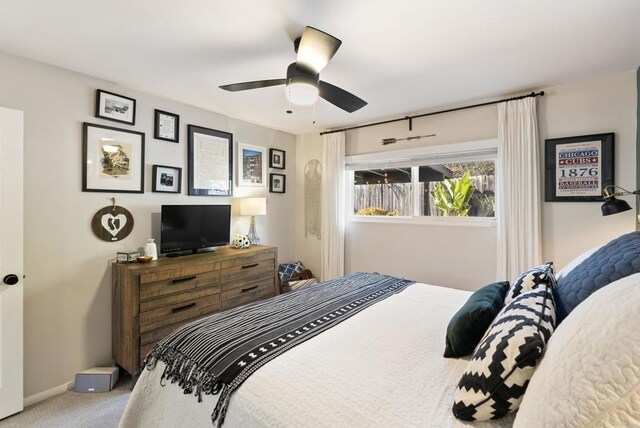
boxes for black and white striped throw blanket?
[144,272,415,426]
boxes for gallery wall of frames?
[84,89,288,196]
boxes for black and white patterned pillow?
[452,284,556,421]
[504,262,555,305]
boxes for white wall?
[296,70,637,291]
[540,71,637,267]
[0,52,296,398]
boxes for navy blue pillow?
[444,281,510,358]
[554,231,640,323]
[278,261,305,282]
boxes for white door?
[0,106,24,419]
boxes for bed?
[121,279,512,427]
[120,232,640,427]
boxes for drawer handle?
[241,285,259,293]
[241,263,259,269]
[172,275,197,284]
[172,302,196,313]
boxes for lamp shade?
[240,198,267,216]
[601,197,632,216]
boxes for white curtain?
[321,132,346,280]
[497,97,542,280]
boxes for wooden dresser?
[112,245,278,378]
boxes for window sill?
[347,215,497,227]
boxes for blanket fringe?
[211,384,231,426]
[144,345,224,403]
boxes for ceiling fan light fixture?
[221,29,367,113]
[286,77,319,106]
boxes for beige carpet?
[0,375,131,428]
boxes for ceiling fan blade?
[296,26,342,75]
[219,79,286,92]
[319,81,367,113]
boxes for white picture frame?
[237,143,266,187]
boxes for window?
[353,167,411,216]
[347,140,497,222]
[417,161,495,217]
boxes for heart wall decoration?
[91,204,134,242]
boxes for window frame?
[346,139,498,227]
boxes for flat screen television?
[160,205,231,255]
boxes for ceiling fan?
[219,26,367,113]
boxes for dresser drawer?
[140,283,221,312]
[140,292,220,333]
[221,279,274,310]
[220,251,275,269]
[139,314,216,364]
[140,310,221,347]
[140,270,219,301]
[139,261,218,284]
[140,322,185,347]
[220,258,275,282]
[219,271,272,292]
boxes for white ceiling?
[1,0,639,135]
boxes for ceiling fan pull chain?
[313,103,316,124]
[286,87,293,114]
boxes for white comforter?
[120,282,515,428]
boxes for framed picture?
[152,165,182,193]
[187,125,233,196]
[95,89,136,125]
[82,122,145,193]
[269,173,286,193]
[154,109,179,143]
[545,132,614,202]
[238,143,266,187]
[269,148,286,169]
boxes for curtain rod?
[319,91,545,136]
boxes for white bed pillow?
[554,245,600,281]
[513,272,640,428]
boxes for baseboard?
[24,380,75,407]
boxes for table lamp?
[601,185,638,216]
[240,197,267,245]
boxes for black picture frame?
[544,132,614,202]
[82,122,145,193]
[269,148,286,169]
[269,173,286,193]
[152,165,182,193]
[95,89,136,125]
[187,125,233,196]
[154,109,179,143]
